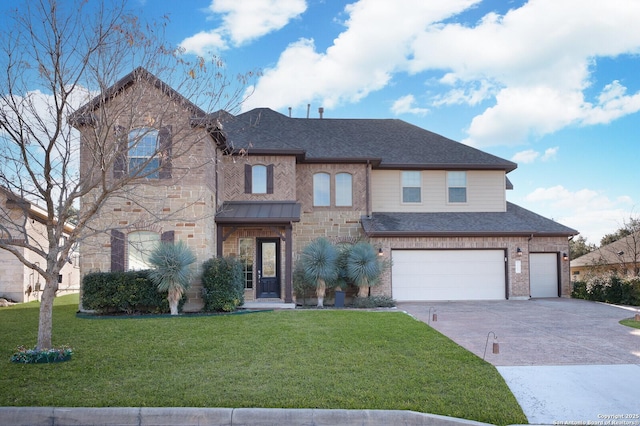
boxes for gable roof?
[69,67,206,126]
[361,202,577,237]
[571,232,640,267]
[213,108,517,171]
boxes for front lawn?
[0,294,526,425]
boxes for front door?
[257,238,280,298]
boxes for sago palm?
[148,241,197,315]
[300,237,338,307]
[346,242,383,298]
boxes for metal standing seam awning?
[215,201,301,303]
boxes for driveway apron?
[398,298,640,425]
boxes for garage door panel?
[392,250,506,301]
[530,253,558,298]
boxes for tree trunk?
[357,277,369,298]
[168,287,182,315]
[316,278,326,308]
[36,277,58,350]
[357,285,369,298]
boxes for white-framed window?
[447,171,467,203]
[127,231,160,271]
[252,165,267,194]
[335,173,353,207]
[313,172,330,206]
[401,171,421,203]
[128,128,159,178]
[239,238,254,289]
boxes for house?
[72,68,577,310]
[570,233,640,280]
[0,188,80,303]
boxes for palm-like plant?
[148,241,197,315]
[300,237,338,307]
[346,242,384,298]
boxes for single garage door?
[391,250,506,301]
[530,253,559,298]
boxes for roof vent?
[318,107,324,119]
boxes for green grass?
[0,294,526,425]
[620,318,640,329]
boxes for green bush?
[201,257,244,312]
[351,295,396,308]
[82,271,182,314]
[293,262,315,306]
[572,275,640,306]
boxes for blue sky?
[7,0,640,245]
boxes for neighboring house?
[0,188,80,303]
[570,233,640,280]
[71,68,577,311]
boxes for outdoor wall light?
[516,247,522,257]
[378,248,384,256]
[562,252,569,261]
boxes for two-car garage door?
[392,250,506,301]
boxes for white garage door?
[391,250,506,301]
[530,253,558,298]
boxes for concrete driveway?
[398,298,640,424]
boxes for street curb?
[0,407,493,425]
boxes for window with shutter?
[110,229,125,272]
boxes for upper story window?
[401,171,421,203]
[448,171,467,203]
[335,173,352,207]
[114,126,172,179]
[128,128,159,178]
[313,172,330,206]
[244,164,273,194]
[252,165,267,194]
[127,230,160,271]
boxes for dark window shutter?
[161,230,175,243]
[244,164,252,193]
[110,229,125,272]
[113,126,127,179]
[158,125,172,179]
[266,164,274,194]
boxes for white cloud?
[243,0,479,110]
[541,147,558,161]
[523,185,635,244]
[391,94,429,116]
[180,0,307,55]
[243,0,640,146]
[511,149,538,164]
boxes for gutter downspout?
[366,160,372,218]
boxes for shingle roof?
[571,232,640,267]
[215,201,301,224]
[361,202,577,237]
[213,108,517,171]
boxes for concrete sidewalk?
[0,407,492,426]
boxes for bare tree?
[0,0,251,350]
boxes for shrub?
[201,257,244,312]
[352,295,396,308]
[11,345,73,364]
[572,275,640,306]
[82,271,181,314]
[148,241,196,315]
[293,262,315,306]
